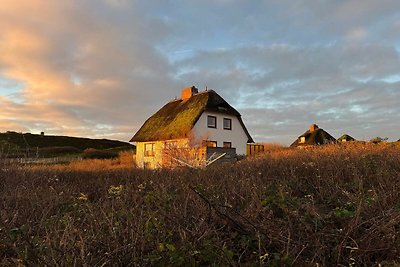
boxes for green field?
[0,131,135,158]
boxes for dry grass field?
[1,143,400,266]
[30,151,136,172]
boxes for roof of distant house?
[130,89,254,143]
[290,124,337,147]
[338,134,355,142]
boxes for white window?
[144,143,154,156]
[207,115,217,128]
[223,142,232,148]
[300,137,306,144]
[204,140,217,147]
[223,118,232,130]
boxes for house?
[130,86,254,168]
[290,124,336,148]
[337,134,355,142]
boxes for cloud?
[175,44,400,143]
[0,0,181,139]
[0,1,399,144]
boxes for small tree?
[161,131,210,168]
[370,137,388,144]
[0,140,20,159]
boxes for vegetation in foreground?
[1,143,400,266]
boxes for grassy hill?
[0,131,135,157]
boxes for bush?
[370,136,388,144]
[38,146,82,157]
[82,148,118,159]
[1,143,400,266]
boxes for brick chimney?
[181,86,198,100]
[310,124,319,132]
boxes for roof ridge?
[130,88,253,143]
[167,89,213,103]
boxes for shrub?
[370,136,388,144]
[82,148,118,159]
[1,143,400,266]
[38,146,82,157]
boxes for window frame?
[204,140,217,148]
[223,142,232,148]
[207,115,217,128]
[223,118,232,130]
[144,143,155,157]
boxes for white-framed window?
[207,115,217,128]
[144,143,155,156]
[223,118,232,130]
[204,140,217,147]
[223,142,232,148]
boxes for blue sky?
[0,0,399,144]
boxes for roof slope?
[290,127,337,147]
[338,134,355,142]
[130,90,253,143]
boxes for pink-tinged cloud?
[0,0,179,140]
[0,1,399,144]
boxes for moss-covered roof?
[290,127,337,147]
[338,134,355,142]
[130,90,254,143]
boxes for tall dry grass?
[1,143,400,266]
[31,151,136,171]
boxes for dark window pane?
[207,115,217,128]
[204,140,217,147]
[223,142,232,148]
[223,118,232,130]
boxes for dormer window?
[207,115,217,128]
[223,118,232,130]
[300,137,306,144]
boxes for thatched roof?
[130,89,254,143]
[338,134,355,142]
[290,124,337,147]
